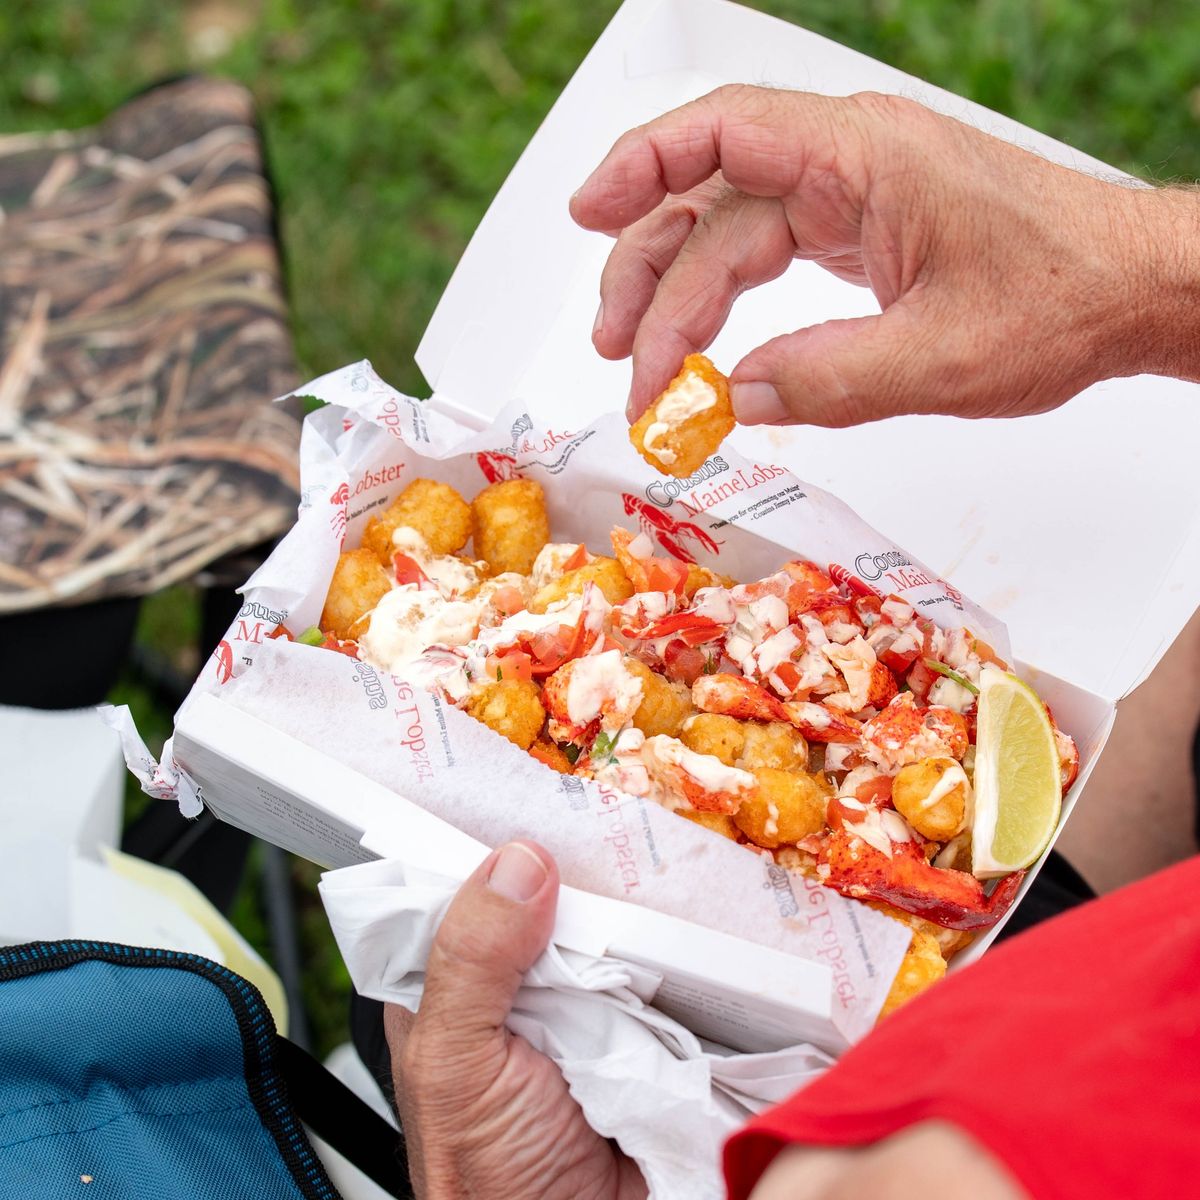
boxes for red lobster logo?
[330,482,350,505]
[213,640,234,685]
[829,563,881,598]
[475,451,522,484]
[622,494,722,564]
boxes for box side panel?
[951,669,1116,968]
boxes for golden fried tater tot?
[472,479,551,575]
[739,721,810,771]
[320,549,392,641]
[734,768,831,849]
[528,557,633,613]
[877,927,947,1020]
[624,658,694,738]
[869,901,973,961]
[683,564,736,597]
[528,738,574,774]
[679,713,745,767]
[464,678,545,750]
[679,809,740,841]
[892,756,970,842]
[362,478,472,563]
[629,354,735,478]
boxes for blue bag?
[0,942,409,1199]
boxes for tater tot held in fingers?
[629,353,735,478]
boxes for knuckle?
[852,90,919,123]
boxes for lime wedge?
[971,666,1062,878]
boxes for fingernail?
[593,302,605,338]
[731,381,787,425]
[488,842,548,902]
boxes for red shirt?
[724,856,1200,1199]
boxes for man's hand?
[386,840,647,1200]
[572,85,1198,425]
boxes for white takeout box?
[166,0,1200,1056]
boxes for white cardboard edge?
[174,693,840,1055]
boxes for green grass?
[6,0,1199,1059]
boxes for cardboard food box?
[119,0,1200,1067]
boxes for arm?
[748,1123,1025,1200]
[571,86,1200,424]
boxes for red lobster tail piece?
[816,829,1026,931]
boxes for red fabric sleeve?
[724,855,1200,1200]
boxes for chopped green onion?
[923,658,979,695]
[562,743,581,765]
[298,626,324,646]
[496,667,503,681]
[592,731,615,758]
[702,652,718,675]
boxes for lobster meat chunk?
[812,827,1025,931]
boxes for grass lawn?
[4,0,1198,1058]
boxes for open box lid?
[417,0,1200,703]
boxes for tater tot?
[679,809,740,841]
[877,927,947,1019]
[464,678,545,750]
[528,738,574,774]
[734,768,831,849]
[528,557,633,613]
[892,757,970,842]
[679,713,745,767]
[472,479,551,575]
[739,722,810,771]
[320,548,392,641]
[683,564,736,597]
[870,900,975,962]
[624,658,694,738]
[362,478,472,563]
[629,354,735,478]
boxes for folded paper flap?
[416,0,1200,702]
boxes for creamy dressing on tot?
[564,649,642,729]
[390,527,484,598]
[358,586,483,675]
[643,372,718,466]
[531,543,586,590]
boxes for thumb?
[417,840,559,1040]
[729,306,943,428]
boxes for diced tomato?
[268,624,294,641]
[662,641,708,686]
[772,661,802,694]
[643,557,689,596]
[906,657,938,702]
[486,649,533,683]
[524,621,589,677]
[855,775,893,807]
[826,796,865,831]
[321,635,360,658]
[490,585,526,616]
[561,543,589,572]
[879,644,921,674]
[393,552,431,588]
[972,636,1009,669]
